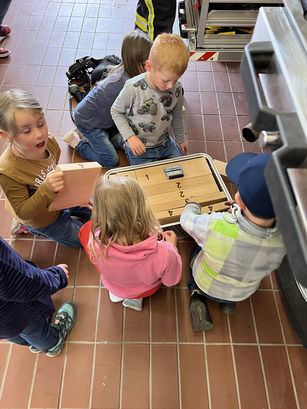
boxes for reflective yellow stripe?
[135,12,148,32]
[145,0,155,40]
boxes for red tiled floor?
[0,1,306,409]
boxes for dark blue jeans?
[75,123,119,168]
[25,206,91,248]
[124,137,182,165]
[0,0,11,24]
[6,318,59,351]
[188,245,235,305]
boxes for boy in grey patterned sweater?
[111,33,189,165]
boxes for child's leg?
[157,137,182,160]
[74,125,119,168]
[25,209,86,248]
[188,245,214,331]
[6,318,60,351]
[124,144,159,165]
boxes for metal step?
[207,10,258,26]
[201,33,252,48]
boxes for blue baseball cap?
[226,153,275,219]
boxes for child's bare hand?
[128,134,146,156]
[57,264,69,279]
[179,141,188,154]
[44,170,64,192]
[79,198,93,210]
[162,230,178,247]
[225,200,235,213]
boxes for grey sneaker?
[29,345,41,354]
[46,302,77,357]
[122,298,143,311]
[189,292,214,332]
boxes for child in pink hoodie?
[79,176,182,311]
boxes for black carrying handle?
[240,41,278,132]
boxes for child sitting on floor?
[0,237,76,357]
[111,33,189,165]
[64,30,153,168]
[180,153,286,332]
[0,89,91,247]
[79,176,182,311]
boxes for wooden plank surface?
[48,162,102,211]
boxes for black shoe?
[219,302,236,314]
[189,293,214,332]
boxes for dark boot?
[219,302,236,314]
[189,293,214,332]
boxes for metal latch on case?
[163,165,184,179]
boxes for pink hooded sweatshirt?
[80,222,182,299]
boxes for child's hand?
[44,170,64,193]
[127,134,146,156]
[162,230,178,247]
[57,264,69,279]
[80,198,93,210]
[179,141,188,154]
[225,200,235,213]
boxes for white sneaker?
[109,292,124,302]
[63,129,81,148]
[122,298,143,312]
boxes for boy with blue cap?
[180,153,286,332]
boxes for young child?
[111,33,189,165]
[79,176,182,311]
[0,237,76,357]
[180,153,286,332]
[64,30,153,168]
[0,89,91,248]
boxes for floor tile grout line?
[228,314,242,409]
[271,288,301,409]
[149,295,152,409]
[119,304,126,409]
[225,64,246,148]
[249,296,272,409]
[27,353,40,409]
[194,66,207,153]
[203,331,212,409]
[210,63,227,161]
[0,343,12,401]
[174,288,182,409]
[226,65,245,156]
[88,280,102,409]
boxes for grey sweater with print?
[110,72,186,148]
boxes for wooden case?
[104,153,231,227]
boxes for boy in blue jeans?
[180,153,286,332]
[0,237,76,356]
[111,33,189,165]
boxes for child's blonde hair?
[0,88,44,142]
[0,89,44,141]
[91,176,161,257]
[149,33,189,77]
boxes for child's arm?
[0,169,63,221]
[180,202,223,247]
[159,239,182,287]
[171,85,188,154]
[111,84,145,149]
[0,238,68,302]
